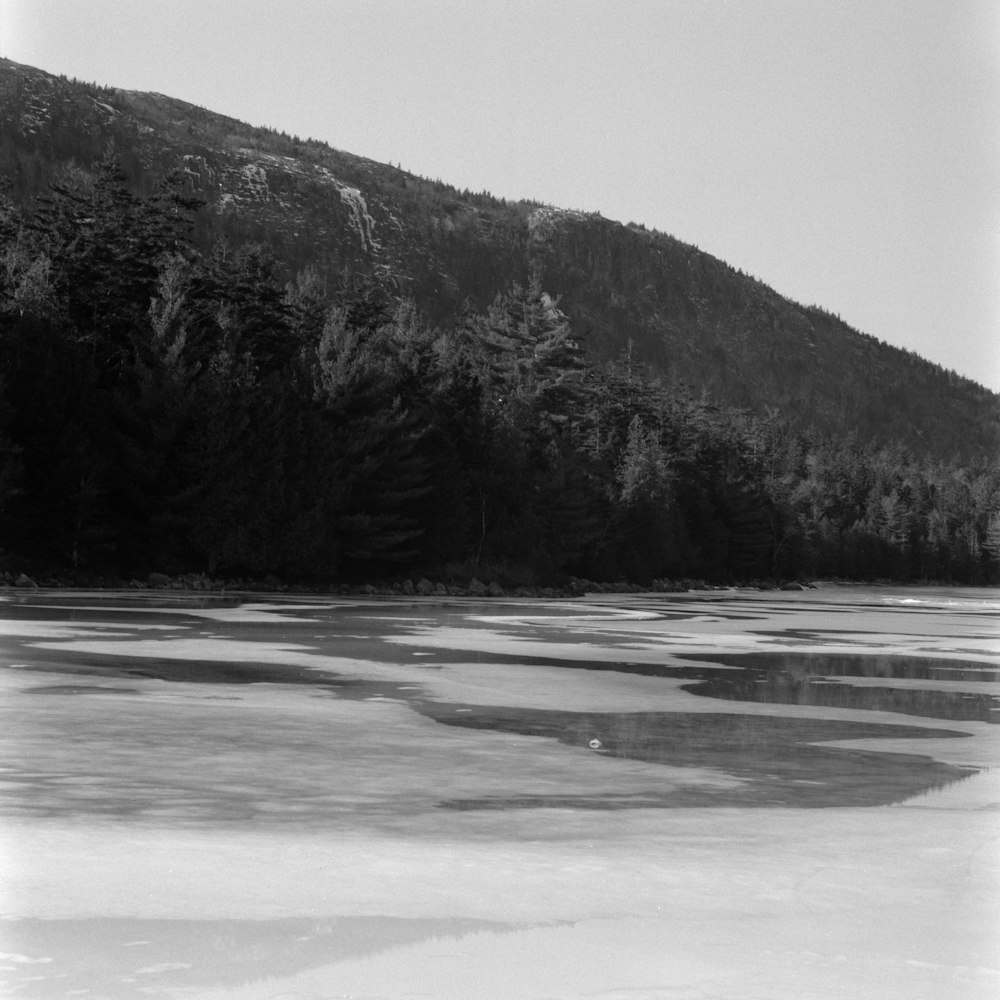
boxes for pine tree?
[209,241,297,376]
[305,295,430,575]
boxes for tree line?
[1,160,998,586]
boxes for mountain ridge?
[1,56,997,463]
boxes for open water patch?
[418,703,975,807]
[681,652,1000,723]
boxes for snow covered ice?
[1,586,998,998]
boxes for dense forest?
[1,160,998,587]
[3,57,999,471]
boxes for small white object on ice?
[588,739,602,750]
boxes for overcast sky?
[3,0,998,391]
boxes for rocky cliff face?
[1,58,997,462]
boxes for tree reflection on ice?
[681,652,999,723]
[2,916,516,999]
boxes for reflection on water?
[1,916,514,998]
[682,653,1000,723]
[489,652,1000,724]
[421,703,976,808]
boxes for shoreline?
[5,568,994,600]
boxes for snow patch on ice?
[883,595,1000,612]
[474,605,663,626]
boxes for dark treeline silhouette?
[2,161,999,586]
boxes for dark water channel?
[418,703,975,808]
[682,651,999,723]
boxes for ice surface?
[1,585,998,998]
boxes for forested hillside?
[1,59,998,586]
[1,58,997,463]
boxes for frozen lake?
[1,585,998,999]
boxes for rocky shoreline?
[1,568,817,597]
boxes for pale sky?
[2,0,998,390]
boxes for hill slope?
[1,57,997,462]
